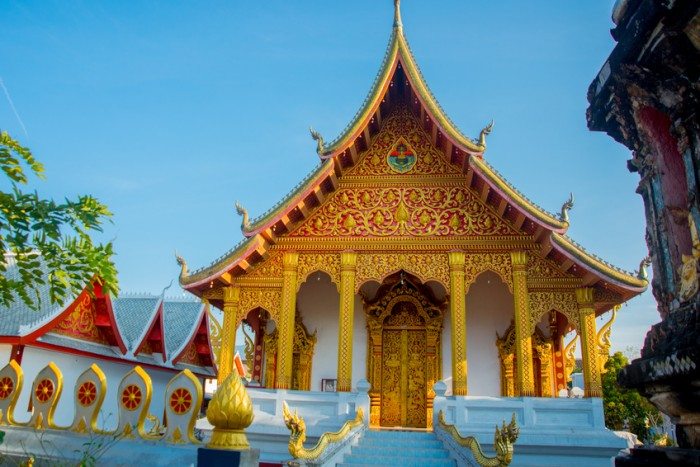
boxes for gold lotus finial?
[206,373,254,450]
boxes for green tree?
[603,351,659,442]
[0,131,118,308]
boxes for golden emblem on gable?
[350,107,461,177]
[386,137,417,174]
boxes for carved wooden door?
[380,328,427,428]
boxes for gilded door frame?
[364,282,444,428]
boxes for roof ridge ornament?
[559,193,574,223]
[235,201,251,233]
[394,0,402,29]
[477,120,494,150]
[309,127,326,158]
[175,251,188,280]
[637,256,651,281]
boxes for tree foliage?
[0,131,118,308]
[603,351,659,441]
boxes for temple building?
[0,256,217,427]
[178,1,647,430]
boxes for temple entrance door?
[380,325,427,428]
[364,275,445,429]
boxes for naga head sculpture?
[282,401,307,445]
[494,413,520,466]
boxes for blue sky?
[0,1,657,355]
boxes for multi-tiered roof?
[180,2,646,309]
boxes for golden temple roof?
[179,3,647,303]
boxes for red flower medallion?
[0,377,14,400]
[77,381,97,407]
[35,379,54,403]
[169,387,192,415]
[121,384,142,411]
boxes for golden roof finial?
[393,0,402,29]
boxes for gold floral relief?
[349,107,461,177]
[297,253,340,287]
[526,254,571,279]
[464,253,513,292]
[528,291,579,333]
[292,185,518,238]
[55,294,109,345]
[355,253,450,290]
[237,288,281,324]
[245,253,283,280]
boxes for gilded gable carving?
[291,185,519,238]
[526,254,571,279]
[528,291,579,333]
[297,253,340,288]
[238,288,281,323]
[355,253,450,290]
[350,108,461,176]
[464,253,513,292]
[245,253,283,280]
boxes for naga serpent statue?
[175,251,188,280]
[637,256,651,280]
[309,127,325,157]
[559,192,575,223]
[282,401,364,460]
[438,411,519,467]
[477,120,494,149]
[235,201,251,232]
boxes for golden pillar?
[276,251,299,389]
[337,251,357,392]
[219,286,240,384]
[576,287,602,397]
[511,251,535,396]
[448,251,468,395]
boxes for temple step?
[338,429,455,467]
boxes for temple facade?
[179,2,646,430]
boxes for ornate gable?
[291,108,522,239]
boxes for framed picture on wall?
[321,379,337,392]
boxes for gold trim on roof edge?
[470,157,567,231]
[551,233,647,290]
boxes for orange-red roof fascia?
[133,299,166,359]
[182,235,267,291]
[100,289,129,354]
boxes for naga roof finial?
[477,120,494,150]
[175,251,188,280]
[309,127,325,158]
[235,201,251,233]
[559,192,574,223]
[393,0,402,29]
[637,256,651,280]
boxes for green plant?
[0,131,118,308]
[602,352,660,442]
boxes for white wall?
[441,309,453,395]
[297,272,339,391]
[351,294,367,390]
[12,346,176,430]
[0,344,11,364]
[465,271,513,396]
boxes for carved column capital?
[575,287,595,307]
[222,285,240,308]
[448,251,465,270]
[510,251,528,269]
[340,251,357,271]
[282,251,299,271]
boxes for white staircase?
[338,429,456,466]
